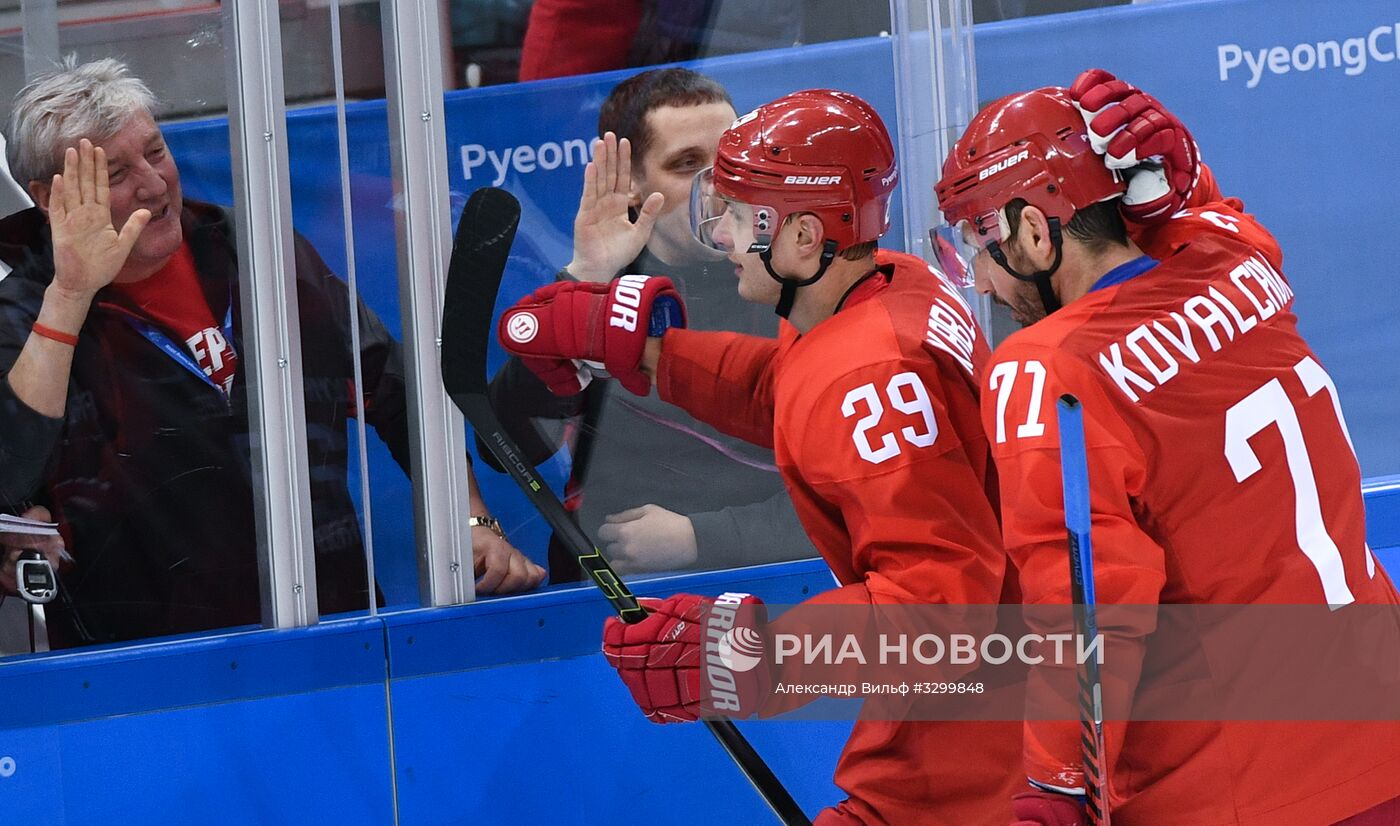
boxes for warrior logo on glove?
[607,274,652,333]
[497,274,686,397]
[504,312,539,344]
[601,592,770,723]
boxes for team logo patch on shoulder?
[506,311,539,343]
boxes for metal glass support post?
[223,0,320,629]
[888,0,993,331]
[380,0,475,607]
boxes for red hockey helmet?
[691,89,898,255]
[934,87,1125,255]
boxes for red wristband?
[31,322,79,347]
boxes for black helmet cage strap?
[986,216,1064,316]
[762,239,840,319]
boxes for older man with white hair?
[0,57,543,648]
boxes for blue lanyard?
[112,300,237,396]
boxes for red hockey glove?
[498,274,686,396]
[1069,68,1200,223]
[1011,790,1088,826]
[602,592,769,724]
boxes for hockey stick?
[440,186,811,826]
[1056,395,1111,826]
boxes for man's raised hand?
[565,132,665,282]
[47,139,150,298]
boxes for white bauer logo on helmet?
[978,148,1031,182]
[782,175,842,186]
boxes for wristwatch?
[468,515,505,538]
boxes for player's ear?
[1017,205,1056,270]
[793,213,825,258]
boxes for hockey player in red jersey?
[935,69,1400,825]
[498,89,1022,824]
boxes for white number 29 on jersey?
[841,371,939,464]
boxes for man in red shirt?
[935,70,1400,824]
[498,89,1022,824]
[0,58,544,645]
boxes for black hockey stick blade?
[441,185,519,400]
[440,186,811,826]
[440,186,643,622]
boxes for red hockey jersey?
[986,176,1400,823]
[657,250,1022,824]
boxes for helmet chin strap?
[762,239,839,319]
[986,216,1063,316]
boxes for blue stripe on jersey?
[1089,255,1159,293]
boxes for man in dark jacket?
[0,57,543,648]
[490,68,814,580]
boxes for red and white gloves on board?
[1069,68,1201,223]
[1011,790,1088,826]
[497,274,686,396]
[602,592,769,724]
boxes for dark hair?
[840,240,878,261]
[1004,198,1128,254]
[598,68,733,167]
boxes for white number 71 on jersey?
[1225,355,1377,606]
